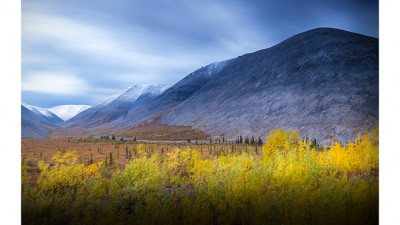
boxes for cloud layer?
[22,72,88,95]
[22,0,378,107]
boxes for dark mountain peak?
[290,27,374,38]
[208,27,378,88]
[157,28,378,145]
[277,27,377,48]
[236,27,376,63]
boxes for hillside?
[21,105,63,138]
[160,28,378,145]
[120,28,378,145]
[22,102,63,124]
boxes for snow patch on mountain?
[140,83,170,96]
[206,59,234,76]
[48,105,91,121]
[113,85,144,103]
[115,84,169,103]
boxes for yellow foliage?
[262,128,300,162]
[22,129,379,225]
[37,151,104,193]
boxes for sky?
[21,0,379,108]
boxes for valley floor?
[22,137,258,184]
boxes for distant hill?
[22,102,63,124]
[21,105,62,138]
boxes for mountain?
[22,102,63,124]
[58,91,124,128]
[115,59,233,126]
[21,105,62,138]
[48,105,91,121]
[118,28,378,145]
[62,83,168,129]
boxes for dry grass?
[22,138,261,184]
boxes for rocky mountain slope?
[118,28,378,145]
[161,28,378,145]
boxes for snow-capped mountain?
[22,102,63,124]
[61,83,169,128]
[21,105,62,138]
[48,105,91,121]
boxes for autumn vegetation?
[21,128,378,225]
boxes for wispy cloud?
[22,72,88,95]
[21,6,245,105]
[21,0,378,107]
[22,12,219,69]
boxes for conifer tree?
[109,152,113,166]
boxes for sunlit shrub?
[22,151,110,225]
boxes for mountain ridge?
[23,28,378,145]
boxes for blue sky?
[22,0,378,108]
